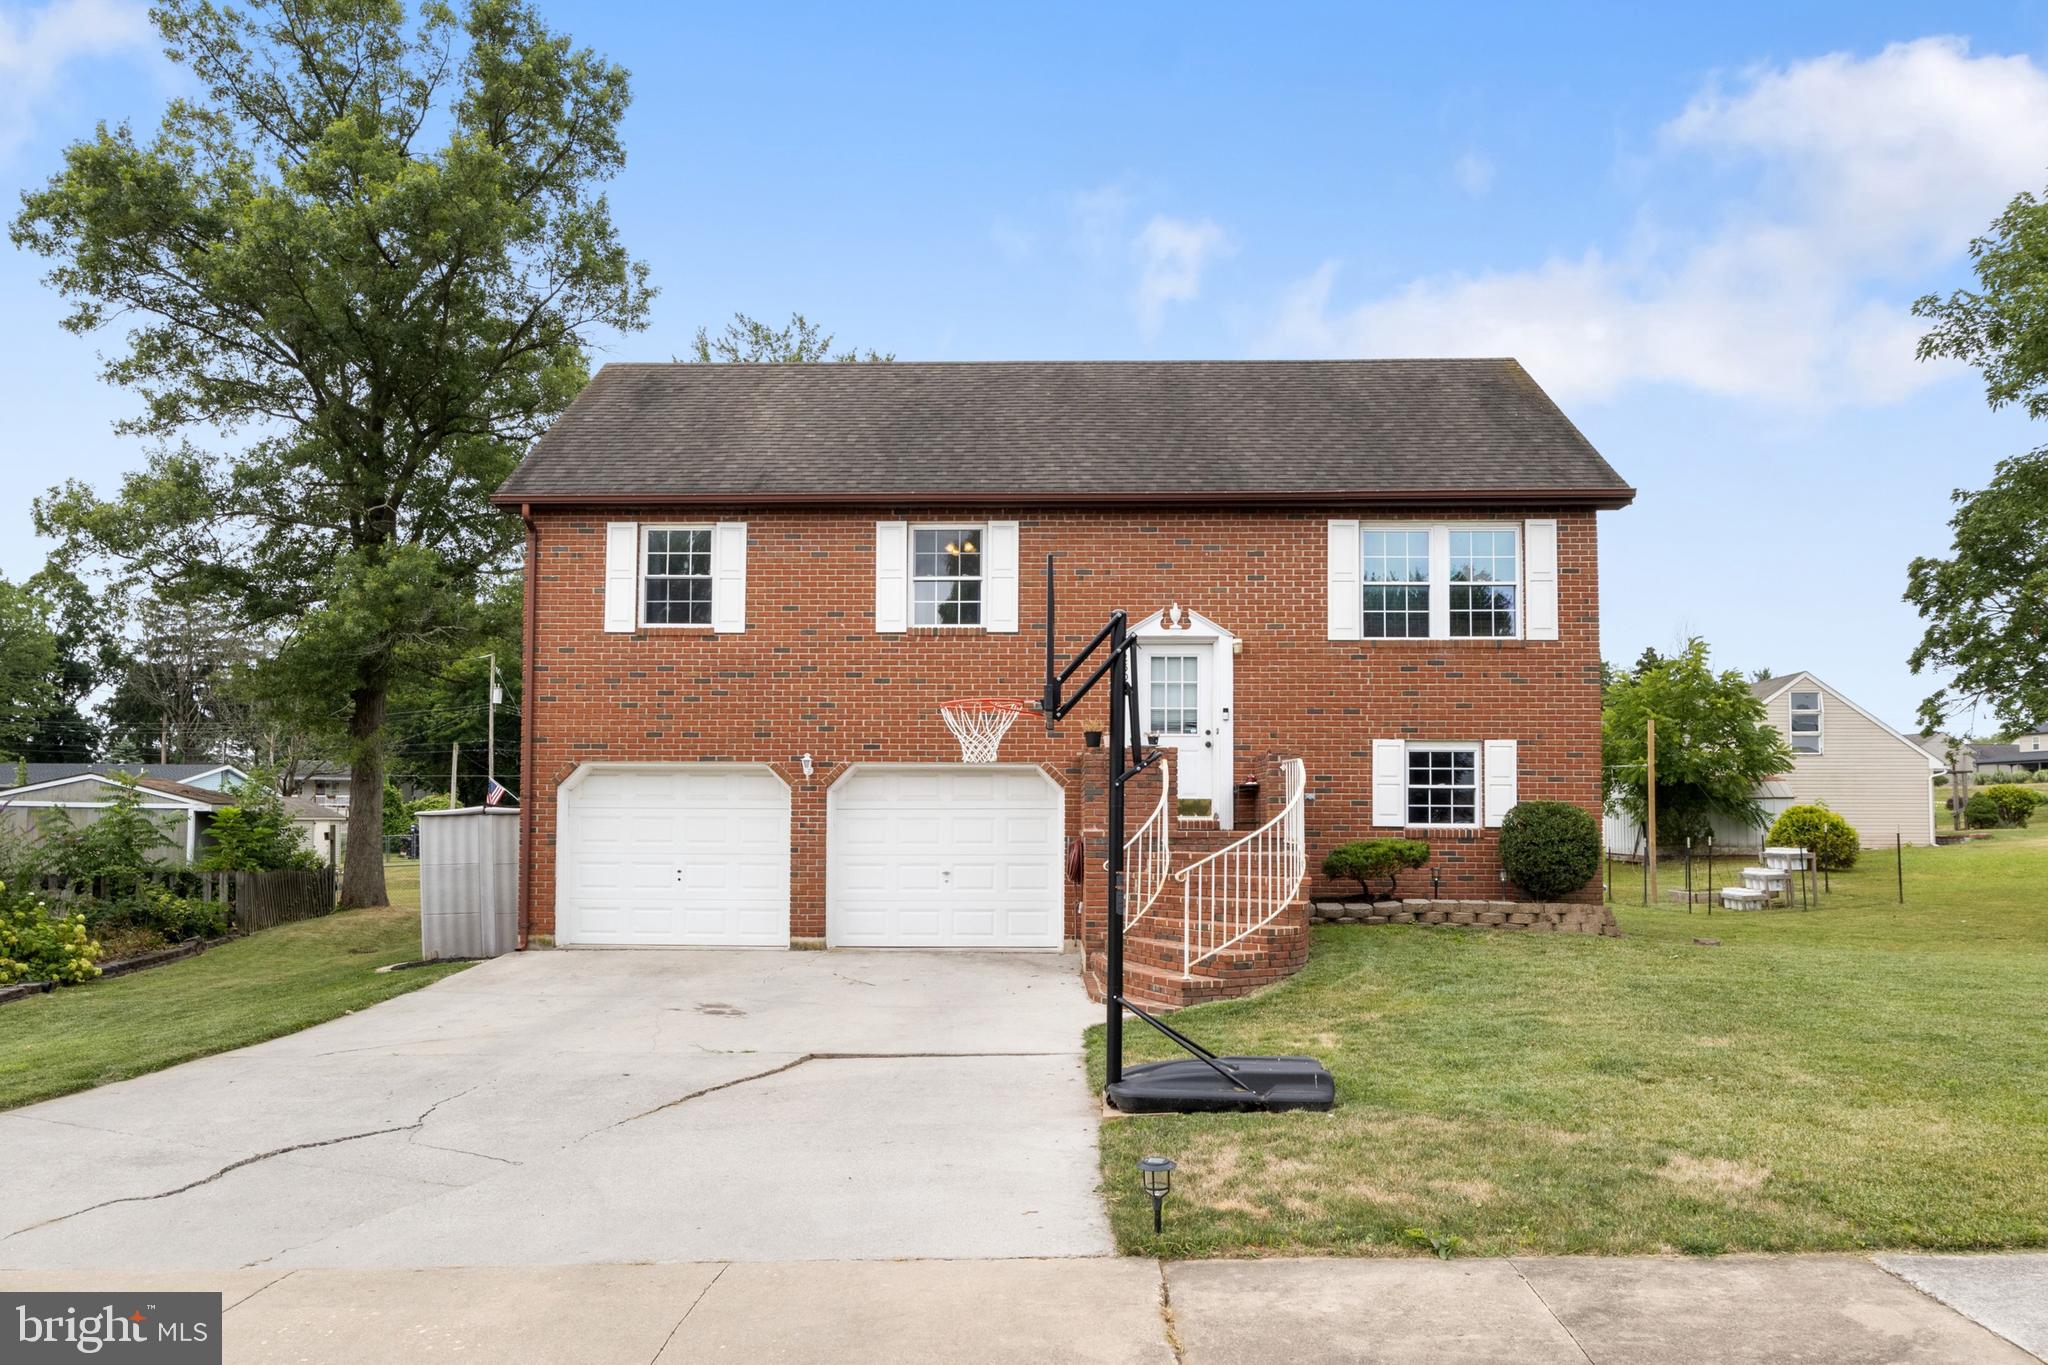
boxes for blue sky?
[3,1,2045,732]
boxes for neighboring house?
[0,772,341,868]
[0,762,249,793]
[0,773,236,865]
[1972,730,2048,776]
[1602,778,1797,854]
[1750,672,1941,845]
[489,359,1634,1001]
[289,772,354,813]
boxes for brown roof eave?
[490,486,1638,511]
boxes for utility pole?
[159,718,168,764]
[485,651,499,791]
[449,741,459,807]
[1646,716,1658,905]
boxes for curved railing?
[1173,758,1307,973]
[1122,760,1172,931]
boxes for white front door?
[829,765,1062,948]
[1144,646,1218,809]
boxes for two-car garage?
[554,762,1063,949]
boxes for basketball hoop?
[939,697,1035,763]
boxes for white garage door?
[829,765,1062,948]
[559,764,790,946]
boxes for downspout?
[517,503,537,951]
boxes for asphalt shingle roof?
[493,359,1633,506]
[0,762,241,790]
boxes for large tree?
[2,568,118,762]
[689,311,892,364]
[0,577,61,762]
[14,0,652,906]
[1602,639,1794,843]
[1910,189,2048,732]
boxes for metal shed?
[416,806,519,959]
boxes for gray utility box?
[417,806,519,959]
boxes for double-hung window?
[1448,529,1519,637]
[1362,529,1431,638]
[1406,745,1479,826]
[912,526,982,627]
[642,526,713,626]
[1788,690,1823,753]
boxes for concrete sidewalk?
[5,1253,2040,1363]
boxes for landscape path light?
[1138,1155,1177,1234]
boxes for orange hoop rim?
[938,697,1038,714]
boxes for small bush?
[1980,783,2043,827]
[90,879,230,945]
[1321,838,1430,898]
[1932,773,1949,787]
[1766,804,1860,870]
[1497,801,1601,900]
[0,880,101,986]
[1965,791,2004,830]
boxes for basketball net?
[939,698,1034,763]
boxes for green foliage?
[36,773,166,885]
[199,776,320,872]
[1321,838,1431,897]
[0,575,61,760]
[1767,805,1861,870]
[0,881,101,985]
[13,0,653,909]
[1965,791,2003,829]
[1932,773,1950,787]
[1980,783,2043,827]
[407,793,453,817]
[689,311,893,364]
[90,884,229,944]
[1497,801,1601,900]
[1603,640,1794,836]
[383,781,413,839]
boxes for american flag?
[485,779,515,807]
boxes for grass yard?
[1091,820,2048,1258]
[0,858,464,1112]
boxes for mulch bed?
[0,937,219,1008]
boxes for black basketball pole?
[1104,609,1128,1088]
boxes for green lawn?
[0,858,465,1112]
[1091,821,2048,1258]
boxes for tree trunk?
[337,676,390,909]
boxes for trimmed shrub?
[0,880,101,986]
[1320,838,1430,898]
[1981,783,2043,827]
[1767,804,1859,870]
[1497,801,1601,900]
[1932,773,1949,787]
[1965,791,2004,830]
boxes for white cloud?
[0,0,154,158]
[1068,184,1135,262]
[1262,37,2048,406]
[1451,150,1495,198]
[1132,214,1230,336]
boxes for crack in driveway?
[604,1051,1073,1130]
[2,1087,478,1242]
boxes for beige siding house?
[1752,672,1941,846]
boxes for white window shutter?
[1371,739,1406,827]
[1327,519,1362,641]
[874,521,909,633]
[712,521,747,634]
[603,522,639,633]
[1484,739,1519,827]
[984,520,1020,633]
[1524,519,1558,641]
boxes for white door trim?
[825,762,1065,949]
[1133,607,1238,829]
[555,760,792,948]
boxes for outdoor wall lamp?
[1137,1155,1177,1233]
[799,752,814,778]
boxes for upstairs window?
[1789,689,1822,753]
[1362,529,1431,638]
[643,527,712,626]
[912,527,982,627]
[1448,528,1519,637]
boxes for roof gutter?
[489,486,1637,511]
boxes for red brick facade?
[516,504,1606,944]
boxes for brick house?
[492,359,1633,1005]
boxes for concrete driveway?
[0,949,1110,1270]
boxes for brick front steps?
[1311,898,1620,936]
[1085,899,1311,1010]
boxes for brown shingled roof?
[492,359,1633,508]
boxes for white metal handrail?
[1173,758,1307,974]
[1122,760,1172,931]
